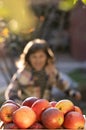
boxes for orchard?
[0,97,86,129]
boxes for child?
[5,38,81,103]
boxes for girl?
[5,38,81,103]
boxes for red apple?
[22,97,38,107]
[30,122,45,129]
[3,99,20,107]
[0,103,19,123]
[41,107,64,129]
[4,122,19,129]
[31,99,50,121]
[55,99,74,114]
[3,99,16,104]
[74,106,83,114]
[49,101,57,107]
[13,106,36,129]
[63,111,85,129]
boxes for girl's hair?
[17,38,54,68]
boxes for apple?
[0,103,19,123]
[31,99,50,121]
[63,111,85,129]
[22,97,38,107]
[3,99,20,107]
[30,122,45,129]
[55,99,74,114]
[4,122,19,129]
[49,101,57,107]
[3,99,16,104]
[41,107,64,129]
[13,106,36,129]
[74,106,83,114]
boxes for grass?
[68,69,86,85]
[68,69,86,115]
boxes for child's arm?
[5,72,22,104]
[56,76,81,100]
[46,63,81,100]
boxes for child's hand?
[74,91,82,100]
[15,99,22,105]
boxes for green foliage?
[73,0,78,4]
[0,0,37,34]
[82,0,86,4]
[58,0,86,11]
[58,0,75,11]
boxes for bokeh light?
[0,0,37,33]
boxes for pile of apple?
[0,97,86,129]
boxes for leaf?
[73,0,78,5]
[82,0,86,4]
[0,7,9,18]
[58,0,74,11]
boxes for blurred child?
[5,38,81,103]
